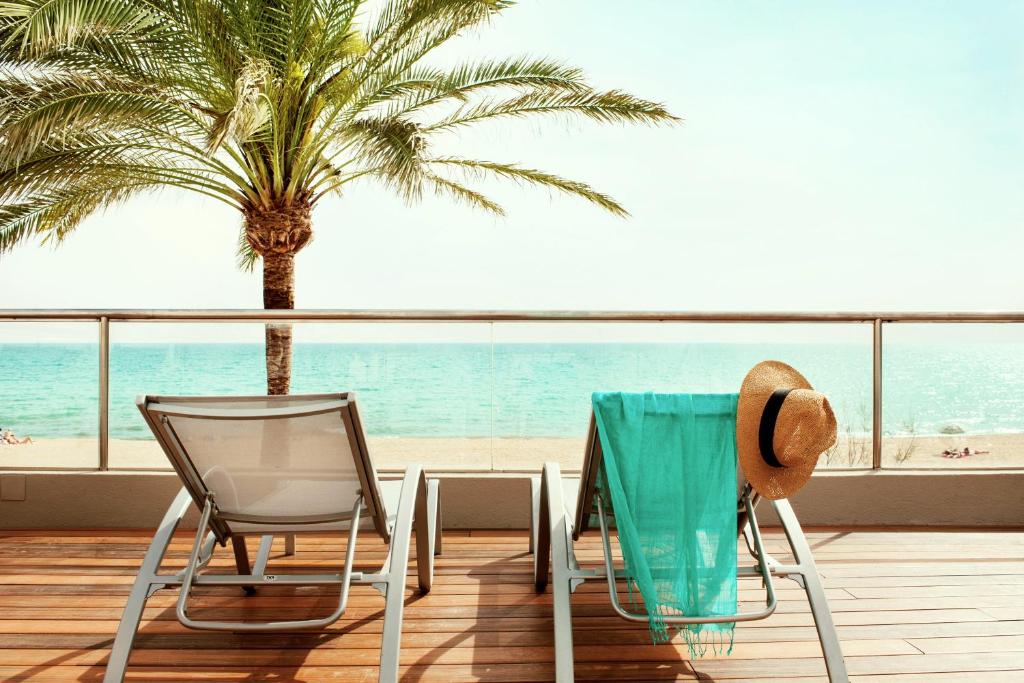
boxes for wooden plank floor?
[0,527,1021,681]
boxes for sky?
[1,1,1022,343]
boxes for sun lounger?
[104,393,441,683]
[530,413,848,682]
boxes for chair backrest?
[573,406,748,539]
[573,414,603,539]
[137,393,389,541]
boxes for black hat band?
[758,388,793,469]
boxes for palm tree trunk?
[263,253,294,395]
[245,200,313,396]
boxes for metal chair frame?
[104,394,442,683]
[530,414,849,682]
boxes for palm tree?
[0,0,677,394]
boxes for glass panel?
[491,323,873,471]
[109,323,266,469]
[109,322,493,471]
[289,323,493,471]
[0,322,98,468]
[882,323,1024,468]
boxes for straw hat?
[736,361,837,500]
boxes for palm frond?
[426,89,679,132]
[345,115,428,201]
[343,0,511,114]
[0,0,159,56]
[430,157,627,216]
[0,69,206,167]
[0,180,152,252]
[424,172,504,215]
[372,57,588,118]
[236,226,259,271]
[364,0,510,60]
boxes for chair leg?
[432,478,443,557]
[252,535,274,577]
[534,474,551,590]
[231,536,256,596]
[414,472,439,592]
[529,477,541,555]
[378,465,423,683]
[541,463,576,683]
[773,499,850,683]
[104,488,191,683]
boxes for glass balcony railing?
[107,322,494,470]
[489,322,872,471]
[0,322,99,469]
[881,323,1024,469]
[1,310,1021,472]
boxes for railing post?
[99,316,110,471]
[872,318,882,469]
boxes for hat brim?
[736,360,818,500]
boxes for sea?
[2,342,1023,439]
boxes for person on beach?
[1,429,32,445]
[941,446,990,458]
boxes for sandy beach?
[2,433,1022,471]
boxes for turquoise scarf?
[593,392,739,654]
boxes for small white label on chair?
[264,575,277,581]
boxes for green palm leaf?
[429,158,628,217]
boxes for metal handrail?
[2,308,1022,472]
[2,309,1024,322]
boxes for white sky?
[1,1,1022,343]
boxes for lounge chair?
[531,412,848,682]
[104,393,441,683]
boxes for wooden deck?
[0,527,1021,681]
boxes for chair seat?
[229,478,403,535]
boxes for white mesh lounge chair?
[104,393,441,683]
[530,415,848,682]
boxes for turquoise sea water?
[1,342,1023,439]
